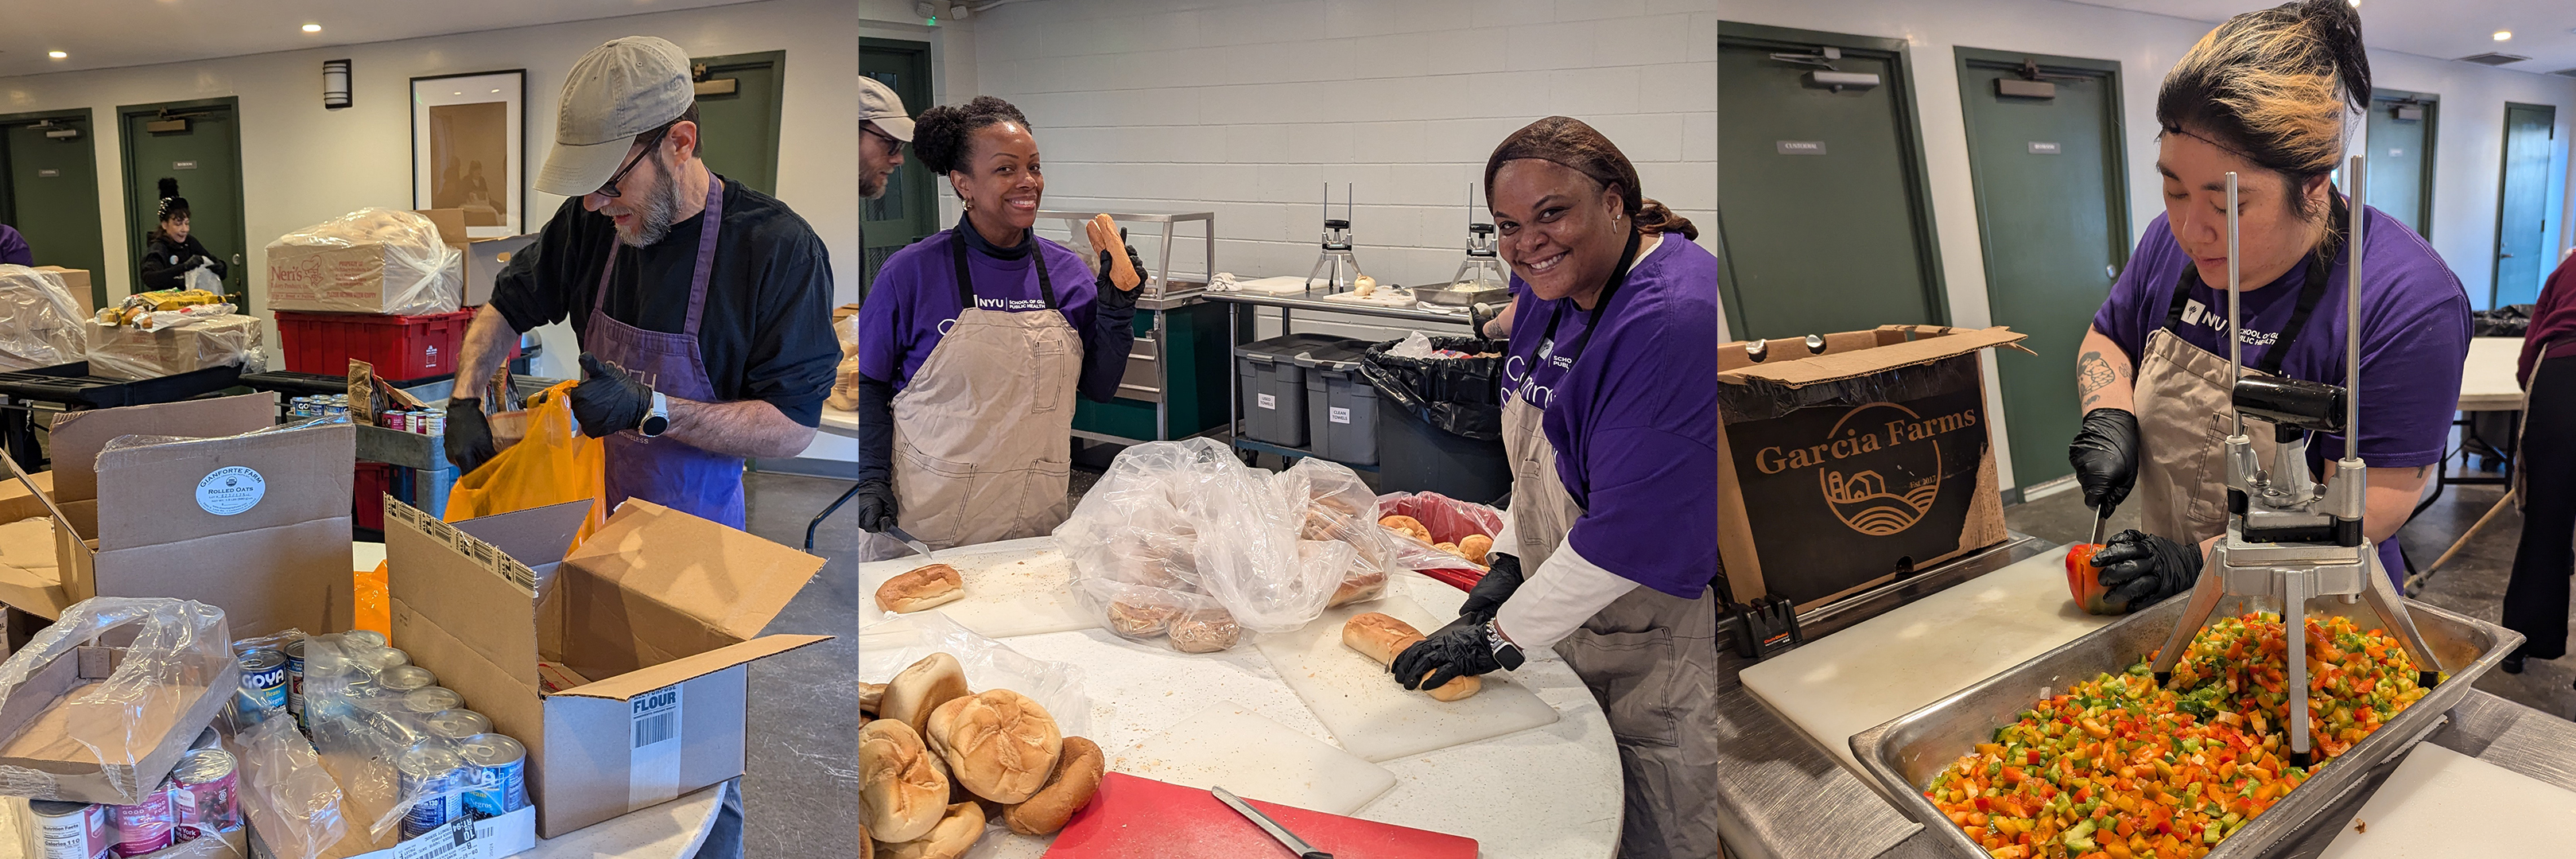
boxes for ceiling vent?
[2455,52,2529,65]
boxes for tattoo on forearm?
[2077,350,2121,409]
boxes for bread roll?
[859,826,873,859]
[1459,534,1493,566]
[1378,515,1432,544]
[1003,736,1104,835]
[860,682,886,717]
[925,689,1064,804]
[1340,612,1481,702]
[1433,541,1458,554]
[879,653,970,736]
[877,564,964,613]
[1329,572,1386,608]
[875,802,984,859]
[859,719,950,842]
[1106,600,1173,638]
[1168,608,1240,653]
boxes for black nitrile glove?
[1092,241,1148,315]
[855,478,898,534]
[571,353,654,438]
[1391,616,1503,692]
[2070,408,2142,512]
[1457,554,1524,624]
[444,399,499,475]
[2090,529,2203,612]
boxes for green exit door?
[2366,90,2438,239]
[691,51,786,196]
[2493,103,2555,306]
[0,109,110,309]
[1955,49,2129,493]
[1717,23,1947,341]
[860,37,937,301]
[119,98,246,309]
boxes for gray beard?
[859,169,889,200]
[619,158,681,247]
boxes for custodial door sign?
[196,466,266,515]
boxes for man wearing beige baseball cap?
[449,36,840,539]
[857,75,910,200]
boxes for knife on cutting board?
[1213,787,1332,859]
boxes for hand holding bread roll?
[1342,612,1481,702]
[876,564,964,613]
[1002,736,1104,835]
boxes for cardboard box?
[284,760,537,859]
[0,640,239,804]
[0,471,67,620]
[84,313,264,380]
[33,266,94,317]
[385,497,828,838]
[464,235,537,307]
[265,210,464,315]
[48,395,357,636]
[1713,325,2031,609]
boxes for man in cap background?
[857,75,910,200]
[448,36,840,532]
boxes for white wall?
[0,0,897,378]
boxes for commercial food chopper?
[1425,186,1511,310]
[1304,184,1365,293]
[2143,157,2449,767]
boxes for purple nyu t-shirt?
[2093,204,2469,573]
[856,228,1125,401]
[1502,235,1721,598]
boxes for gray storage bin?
[1235,333,1363,448]
[1298,344,1379,465]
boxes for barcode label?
[1329,406,1351,424]
[1256,393,1276,410]
[629,684,685,807]
[633,711,677,747]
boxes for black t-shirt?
[491,174,839,426]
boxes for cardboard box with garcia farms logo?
[1713,325,2030,610]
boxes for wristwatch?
[638,391,670,437]
[1484,618,1526,670]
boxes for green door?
[690,51,786,196]
[2494,103,2555,306]
[0,110,110,309]
[2365,91,2438,239]
[1717,24,1946,340]
[1955,49,2128,493]
[859,38,938,302]
[120,99,246,309]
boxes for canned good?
[403,687,466,716]
[107,791,173,857]
[342,630,389,650]
[237,649,288,715]
[324,404,347,418]
[353,645,409,674]
[459,733,530,817]
[380,665,439,695]
[283,639,307,723]
[31,800,107,859]
[425,414,446,437]
[169,748,241,833]
[396,744,467,840]
[425,709,493,743]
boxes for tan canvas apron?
[1497,238,1727,857]
[2132,238,2335,546]
[879,231,1080,553]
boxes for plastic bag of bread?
[857,612,1092,740]
[264,208,463,315]
[827,314,862,410]
[1373,490,1506,575]
[0,265,88,372]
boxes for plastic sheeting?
[0,264,89,371]
[266,208,462,316]
[0,597,231,799]
[86,313,265,380]
[859,612,1092,740]
[827,314,860,410]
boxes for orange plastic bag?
[441,379,608,546]
[356,562,390,636]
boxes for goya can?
[402,687,466,717]
[425,709,493,743]
[30,799,107,859]
[396,744,468,839]
[169,748,241,833]
[237,649,288,715]
[379,665,439,695]
[284,639,307,724]
[459,733,530,817]
[106,791,173,857]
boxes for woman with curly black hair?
[138,177,228,292]
[852,95,1147,556]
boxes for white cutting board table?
[1253,589,1561,762]
[859,535,1096,638]
[1109,702,1399,814]
[2317,742,2576,858]
[1740,544,2120,775]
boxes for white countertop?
[2459,336,2523,411]
[865,543,1623,859]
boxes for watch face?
[641,415,671,436]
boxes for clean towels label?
[196,466,266,515]
[1329,406,1351,425]
[630,685,684,807]
[1257,393,1277,410]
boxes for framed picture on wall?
[410,69,526,239]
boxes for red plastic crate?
[354,462,395,531]
[274,309,518,381]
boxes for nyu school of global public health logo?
[1755,402,1973,537]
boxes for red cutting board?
[1042,772,1479,859]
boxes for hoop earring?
[961,199,973,212]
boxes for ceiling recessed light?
[490,88,501,93]
[2493,29,2513,41]
[46,51,66,60]
[302,24,322,33]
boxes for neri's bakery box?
[48,395,357,636]
[384,496,829,838]
[1713,325,2030,610]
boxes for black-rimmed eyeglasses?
[862,122,905,153]
[592,123,674,199]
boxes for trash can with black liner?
[1359,336,1512,504]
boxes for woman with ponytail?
[138,177,227,292]
[2063,0,2469,612]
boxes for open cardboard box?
[0,471,66,620]
[384,496,828,838]
[0,636,238,805]
[1713,325,2031,610]
[48,395,356,637]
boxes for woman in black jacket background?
[138,177,226,292]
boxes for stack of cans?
[270,630,535,843]
[374,408,446,436]
[55,747,242,858]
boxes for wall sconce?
[323,59,352,109]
